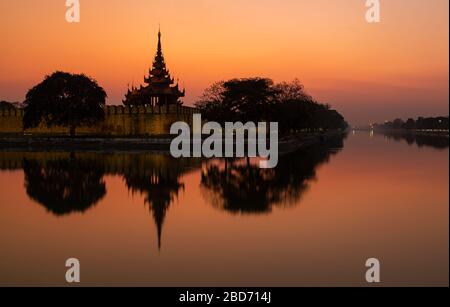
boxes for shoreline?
[0,130,347,154]
[354,128,449,137]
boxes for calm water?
[0,132,448,286]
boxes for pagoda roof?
[123,29,185,104]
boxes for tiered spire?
[145,29,174,85]
[123,28,185,107]
[157,27,162,56]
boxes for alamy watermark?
[366,258,381,283]
[65,0,80,23]
[66,1,380,24]
[65,258,81,283]
[170,115,279,169]
[365,0,381,23]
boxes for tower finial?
[157,25,162,55]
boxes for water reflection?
[377,131,449,149]
[0,135,345,248]
[200,136,345,214]
[23,153,106,216]
[1,132,448,286]
[121,156,197,249]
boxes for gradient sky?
[0,0,448,125]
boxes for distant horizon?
[0,0,448,126]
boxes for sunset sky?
[0,0,448,125]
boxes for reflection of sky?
[0,132,448,286]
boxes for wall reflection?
[0,135,346,249]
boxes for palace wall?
[0,104,198,136]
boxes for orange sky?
[0,0,448,125]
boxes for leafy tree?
[0,100,21,108]
[222,78,279,122]
[196,77,347,134]
[195,81,230,124]
[196,78,279,123]
[274,79,312,102]
[404,118,416,130]
[393,118,405,129]
[23,71,107,136]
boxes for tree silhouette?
[196,78,279,124]
[373,116,449,131]
[0,100,21,108]
[195,78,348,133]
[23,71,107,136]
[23,154,106,216]
[273,79,347,132]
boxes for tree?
[404,118,416,130]
[195,78,279,124]
[222,78,279,122]
[0,100,21,108]
[195,81,230,124]
[195,77,347,134]
[274,78,312,102]
[393,118,405,129]
[23,71,107,136]
[272,80,347,133]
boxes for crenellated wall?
[0,104,198,136]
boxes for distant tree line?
[373,116,449,131]
[195,78,348,135]
[0,100,22,109]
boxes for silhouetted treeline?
[373,116,449,131]
[0,100,22,109]
[195,78,348,134]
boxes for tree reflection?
[201,136,345,214]
[23,153,106,216]
[379,132,449,150]
[17,151,199,250]
[7,136,346,250]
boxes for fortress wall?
[0,105,198,136]
[0,108,24,133]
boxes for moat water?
[0,131,448,286]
